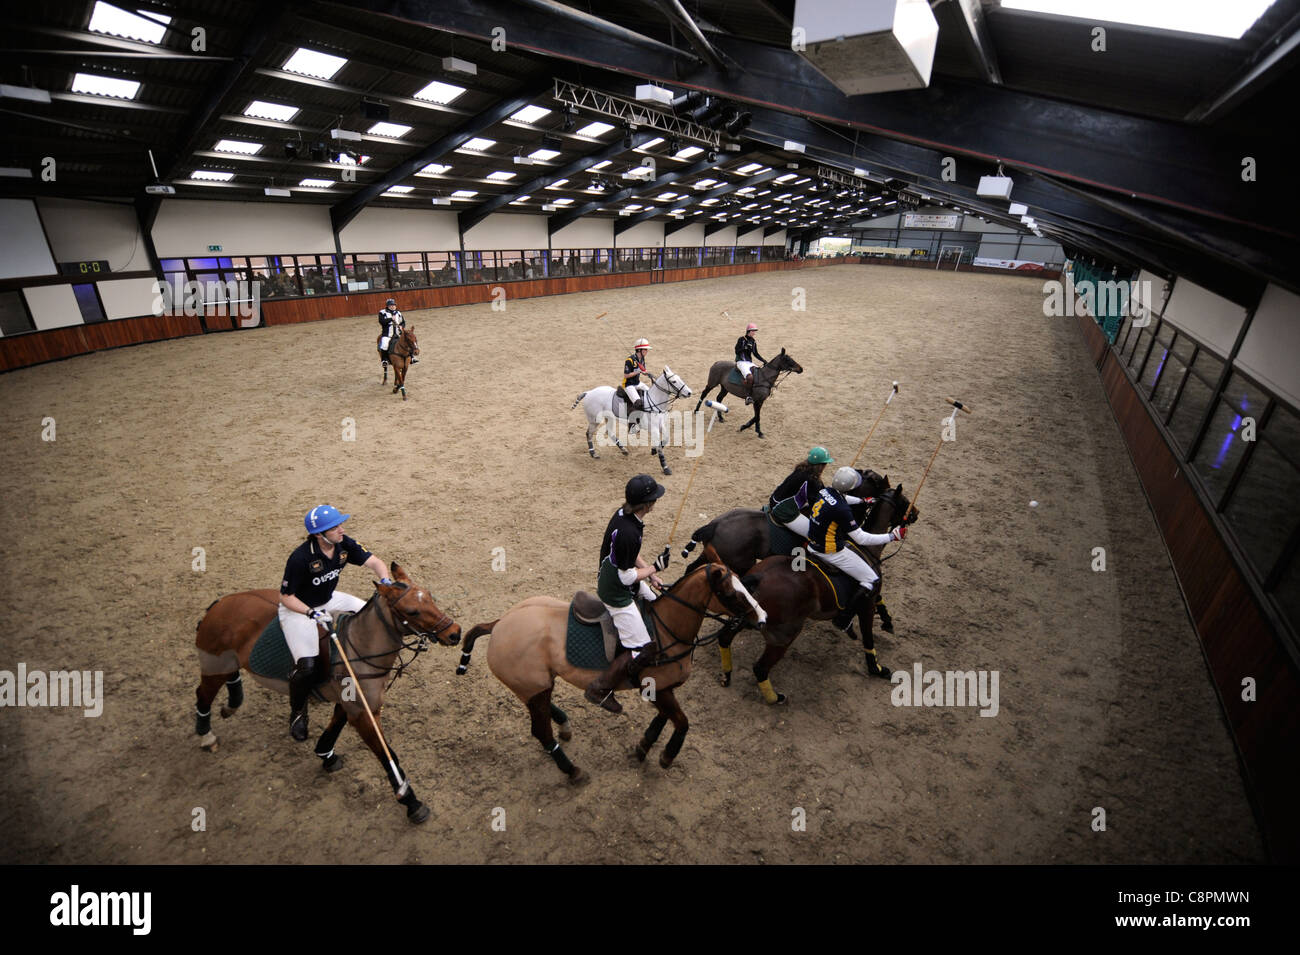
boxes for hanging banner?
[973,257,1052,273]
[901,213,960,229]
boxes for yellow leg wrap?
[719,647,733,673]
[758,679,779,704]
[865,648,877,656]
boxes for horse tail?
[680,518,718,559]
[570,392,588,411]
[455,620,498,675]
[196,597,221,631]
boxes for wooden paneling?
[1087,324,1300,862]
[0,313,204,371]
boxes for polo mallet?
[328,628,409,796]
[906,397,971,522]
[667,451,704,549]
[850,381,899,469]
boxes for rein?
[643,372,688,414]
[333,584,454,690]
[642,570,748,666]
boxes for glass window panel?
[1139,323,1176,393]
[521,251,543,279]
[1170,330,1196,362]
[160,258,185,273]
[352,255,387,289]
[1191,373,1269,504]
[1263,401,1300,471]
[0,290,35,334]
[1272,548,1300,638]
[188,257,219,271]
[428,252,459,284]
[1151,352,1188,420]
[1127,324,1155,372]
[1224,439,1300,578]
[394,253,428,288]
[1167,365,1216,453]
[71,284,106,323]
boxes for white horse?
[571,367,693,475]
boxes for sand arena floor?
[0,264,1264,863]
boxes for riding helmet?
[831,467,862,493]
[625,474,666,507]
[634,338,651,351]
[746,323,758,332]
[807,446,834,465]
[385,298,396,307]
[305,504,350,534]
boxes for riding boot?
[628,399,644,435]
[628,645,657,684]
[744,375,754,404]
[585,650,634,714]
[833,584,874,632]
[288,658,315,741]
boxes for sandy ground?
[0,265,1264,864]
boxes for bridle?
[641,566,755,667]
[756,356,799,395]
[333,582,456,689]
[642,369,689,413]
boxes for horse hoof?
[619,446,629,456]
[407,802,431,824]
[198,733,218,751]
[870,665,892,680]
[219,706,234,719]
[662,466,672,476]
[880,621,895,634]
[589,451,600,459]
[720,671,732,688]
[568,766,588,786]
[320,753,344,773]
[631,745,648,763]
[558,723,572,742]
[756,432,765,439]
[658,753,674,770]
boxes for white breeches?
[279,591,367,661]
[736,361,755,378]
[603,597,653,652]
[810,546,879,588]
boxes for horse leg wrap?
[547,741,575,776]
[719,647,733,674]
[549,703,571,741]
[757,679,780,705]
[224,675,243,712]
[317,749,343,773]
[194,706,211,736]
[636,713,670,760]
[661,728,687,767]
[455,651,472,675]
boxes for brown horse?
[378,325,419,399]
[455,562,766,784]
[718,484,913,704]
[692,348,803,439]
[193,561,461,823]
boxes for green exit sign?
[208,245,222,252]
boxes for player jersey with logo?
[623,354,646,389]
[281,534,373,607]
[807,488,857,554]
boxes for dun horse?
[718,484,913,704]
[455,563,765,784]
[192,561,461,823]
[378,326,419,399]
[693,348,803,439]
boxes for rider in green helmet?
[768,447,833,536]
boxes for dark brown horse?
[681,470,904,631]
[718,483,913,704]
[193,561,461,823]
[455,563,765,784]
[378,325,419,399]
[693,348,803,439]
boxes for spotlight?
[668,138,682,154]
[562,105,578,131]
[283,140,299,159]
[706,149,718,163]
[687,96,715,123]
[671,90,704,114]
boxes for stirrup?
[584,685,623,714]
[289,709,309,741]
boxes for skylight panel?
[736,162,763,174]
[624,204,643,211]
[701,198,720,206]
[673,146,703,159]
[282,48,348,80]
[214,139,263,155]
[89,2,168,44]
[451,190,478,198]
[369,122,412,138]
[576,121,614,137]
[383,186,414,195]
[244,100,298,121]
[1000,0,1274,39]
[552,198,574,205]
[72,73,141,100]
[486,171,517,181]
[509,195,532,204]
[775,173,798,183]
[510,105,551,124]
[457,137,496,152]
[529,148,561,161]
[298,179,334,188]
[657,192,679,200]
[545,179,569,189]
[626,164,654,177]
[635,137,665,152]
[414,80,466,104]
[416,163,451,176]
[694,179,719,189]
[589,160,611,170]
[190,170,233,181]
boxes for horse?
[192,561,461,824]
[571,367,693,475]
[716,483,914,704]
[680,470,905,632]
[454,562,766,784]
[378,325,419,399]
[693,348,803,439]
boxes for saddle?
[803,553,859,611]
[725,365,747,388]
[248,613,351,699]
[565,592,656,671]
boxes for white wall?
[98,277,163,319]
[1162,277,1248,357]
[37,198,150,272]
[153,199,336,256]
[764,229,786,246]
[616,221,664,247]
[23,284,82,330]
[340,207,460,252]
[461,212,547,251]
[1131,269,1171,317]
[704,226,737,246]
[665,224,705,247]
[0,199,56,279]
[1235,283,1300,411]
[737,227,764,245]
[550,217,613,248]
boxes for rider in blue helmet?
[279,505,393,742]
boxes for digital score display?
[58,260,111,276]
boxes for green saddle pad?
[767,514,804,557]
[726,366,746,387]
[565,601,655,671]
[248,613,344,690]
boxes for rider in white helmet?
[279,506,394,741]
[619,338,652,416]
[806,467,907,632]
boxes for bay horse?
[693,348,803,439]
[455,562,765,784]
[571,367,693,475]
[192,561,461,824]
[681,470,905,632]
[378,325,419,399]
[718,483,913,704]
